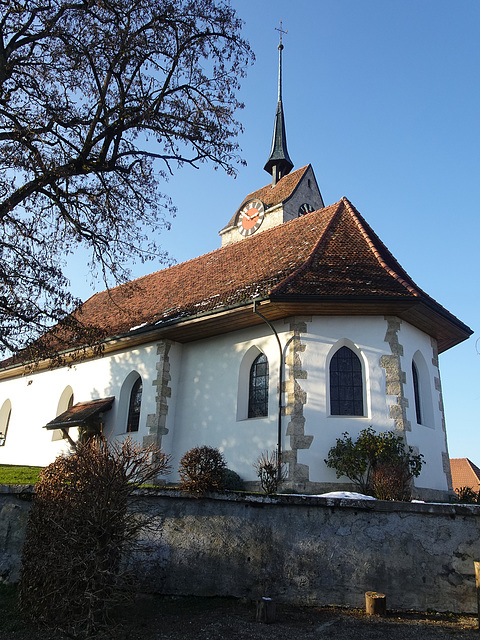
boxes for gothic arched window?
[329,346,364,416]
[127,377,143,432]
[248,354,269,418]
[52,388,74,441]
[412,361,422,425]
[0,400,11,446]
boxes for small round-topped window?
[298,203,315,216]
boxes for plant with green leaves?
[325,427,424,500]
[455,486,480,504]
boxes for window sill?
[327,414,368,419]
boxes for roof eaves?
[414,296,473,336]
[0,295,274,376]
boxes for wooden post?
[365,591,387,616]
[256,597,276,623]
[474,561,480,629]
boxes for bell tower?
[264,22,294,185]
[218,23,324,247]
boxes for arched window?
[412,362,422,424]
[411,351,434,428]
[52,388,74,441]
[0,400,11,446]
[127,377,143,432]
[248,354,269,418]
[330,346,364,416]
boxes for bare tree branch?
[0,0,253,356]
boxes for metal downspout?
[253,301,283,481]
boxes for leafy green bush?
[179,445,226,496]
[325,427,424,500]
[223,468,245,491]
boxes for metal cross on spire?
[275,19,288,47]
[275,20,287,102]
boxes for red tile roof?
[44,397,115,429]
[3,195,471,369]
[450,458,480,492]
[221,165,310,230]
[67,197,468,341]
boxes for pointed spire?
[264,22,294,186]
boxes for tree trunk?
[365,591,386,616]
[256,597,276,623]
[474,561,480,629]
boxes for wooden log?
[256,597,276,623]
[474,561,480,629]
[365,591,386,616]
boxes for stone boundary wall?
[2,486,480,613]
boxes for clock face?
[237,199,265,236]
[298,202,315,216]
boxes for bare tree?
[0,0,252,356]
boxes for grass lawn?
[0,464,43,485]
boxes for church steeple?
[264,23,294,186]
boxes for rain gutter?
[253,299,283,481]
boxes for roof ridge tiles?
[340,197,420,297]
[244,164,309,202]
[466,458,480,477]
[91,192,338,306]
[269,199,344,296]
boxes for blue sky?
[69,0,479,460]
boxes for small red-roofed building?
[0,42,472,501]
[450,458,480,494]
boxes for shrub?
[223,468,245,491]
[254,450,286,495]
[325,427,424,500]
[19,437,170,638]
[370,461,414,501]
[455,486,480,504]
[179,445,226,495]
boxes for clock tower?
[219,25,324,247]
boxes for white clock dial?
[237,200,265,236]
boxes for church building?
[0,41,472,500]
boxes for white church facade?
[0,44,472,500]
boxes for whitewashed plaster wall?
[165,315,449,494]
[295,316,449,494]
[0,342,159,466]
[168,325,281,482]
[398,321,450,493]
[299,316,392,487]
[0,314,451,497]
